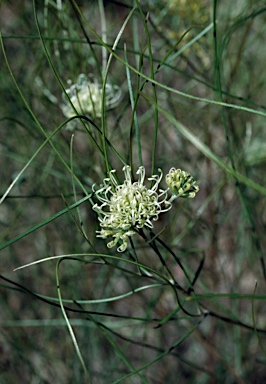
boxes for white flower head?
[93,165,172,252]
[166,168,199,199]
[61,73,122,120]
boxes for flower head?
[61,73,122,120]
[166,168,199,199]
[93,165,172,252]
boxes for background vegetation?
[1,0,266,383]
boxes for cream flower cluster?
[61,74,122,119]
[93,165,199,252]
[93,166,172,252]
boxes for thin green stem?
[56,260,92,382]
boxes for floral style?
[93,165,199,252]
[61,73,122,120]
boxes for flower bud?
[166,168,199,199]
